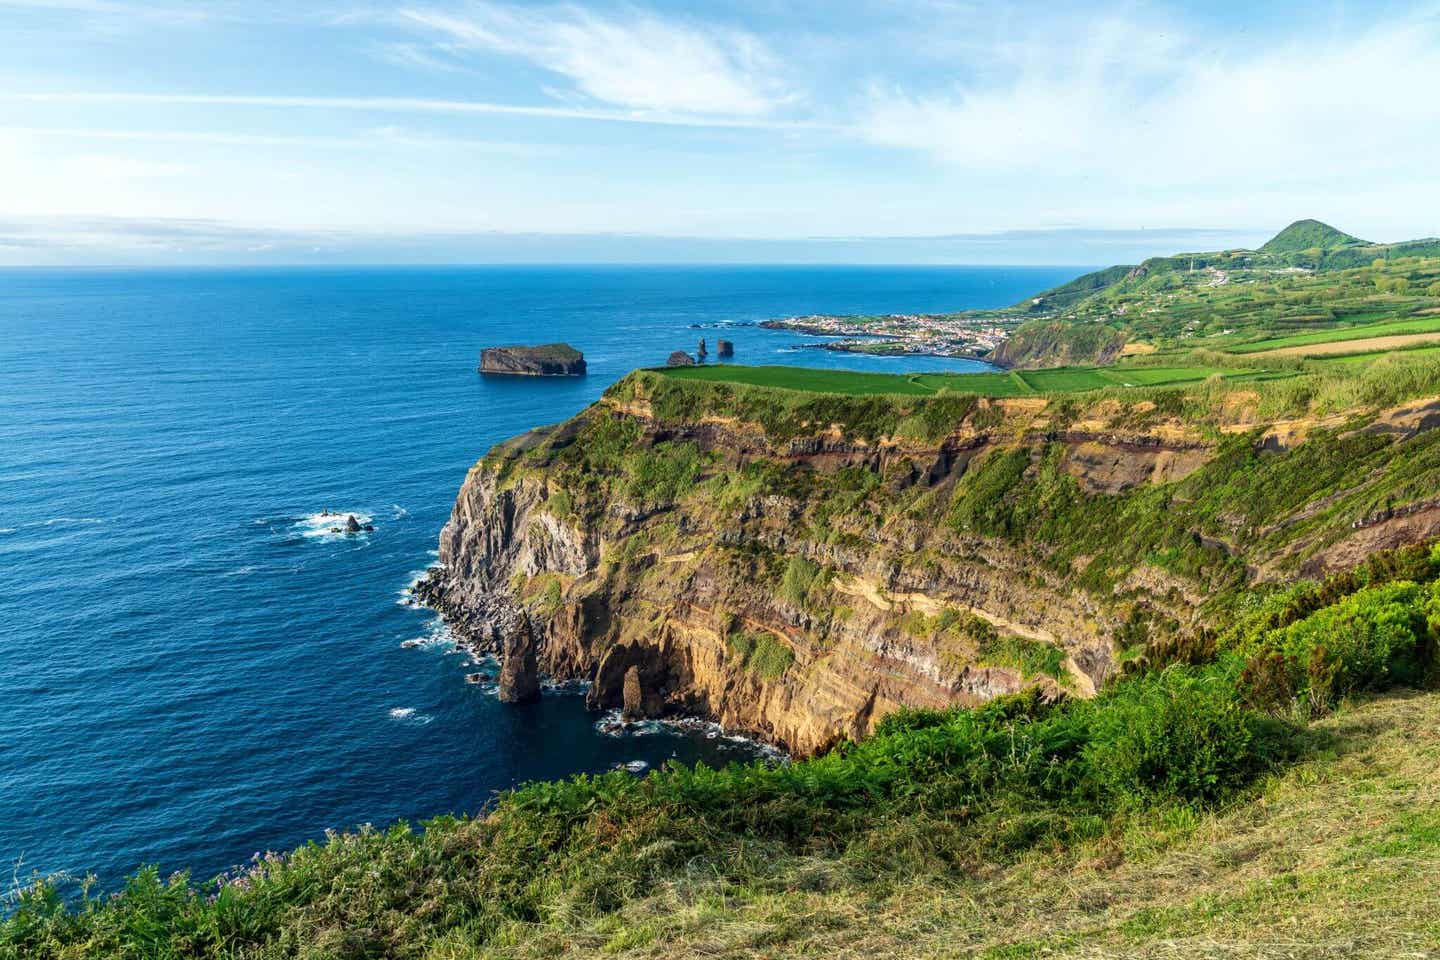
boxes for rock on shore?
[480,344,587,377]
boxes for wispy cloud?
[0,124,554,154]
[0,214,1269,265]
[397,2,794,116]
[0,92,824,130]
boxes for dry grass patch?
[479,691,1440,960]
[1259,331,1440,357]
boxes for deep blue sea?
[0,264,1081,888]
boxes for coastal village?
[760,312,1013,359]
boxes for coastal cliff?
[420,370,1440,754]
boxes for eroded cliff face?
[419,373,1440,755]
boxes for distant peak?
[1260,219,1368,253]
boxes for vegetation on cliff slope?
[991,318,1128,368]
[6,544,1439,958]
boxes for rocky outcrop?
[480,344,587,377]
[992,320,1126,369]
[717,339,734,358]
[667,351,696,366]
[498,615,541,704]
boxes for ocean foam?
[387,707,433,724]
[42,517,106,526]
[396,565,437,605]
[398,616,457,651]
[594,710,786,761]
[292,510,373,541]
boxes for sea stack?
[666,350,696,366]
[717,339,734,358]
[479,343,586,377]
[497,616,541,704]
[697,338,708,360]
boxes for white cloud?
[0,124,554,155]
[855,8,1440,192]
[398,2,793,116]
[0,92,821,130]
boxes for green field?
[1227,313,1440,353]
[1318,343,1440,366]
[657,363,1258,397]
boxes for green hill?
[1260,218,1368,253]
[982,221,1440,365]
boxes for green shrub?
[779,555,826,610]
[1239,581,1435,712]
[978,633,1068,681]
[727,630,795,679]
[1082,666,1284,805]
[749,634,796,679]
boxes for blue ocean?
[0,264,1080,887]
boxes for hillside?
[1004,221,1440,366]
[1259,218,1368,253]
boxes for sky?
[2,0,1440,265]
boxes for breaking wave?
[593,710,786,761]
[292,510,373,541]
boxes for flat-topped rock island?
[479,343,587,377]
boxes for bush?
[1235,581,1436,713]
[726,630,795,679]
[779,555,825,610]
[978,632,1068,681]
[1082,667,1283,805]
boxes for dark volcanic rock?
[498,615,541,704]
[480,343,586,377]
[666,351,696,366]
[622,665,644,720]
[345,514,362,533]
[717,339,734,358]
[697,338,708,359]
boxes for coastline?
[409,565,790,758]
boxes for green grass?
[657,363,1252,398]
[1228,313,1440,353]
[910,370,1033,396]
[1317,343,1440,366]
[657,364,938,395]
